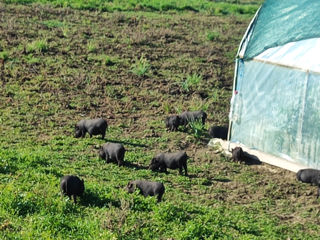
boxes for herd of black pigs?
[61,111,320,204]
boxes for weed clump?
[0,51,9,61]
[26,39,49,53]
[130,56,150,77]
[87,41,98,53]
[181,73,202,92]
[189,119,206,139]
[207,31,220,41]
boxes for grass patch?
[26,39,49,54]
[207,31,220,41]
[188,120,206,139]
[130,56,150,77]
[87,41,98,53]
[181,73,202,92]
[0,51,9,61]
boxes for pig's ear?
[82,179,84,183]
[127,182,133,188]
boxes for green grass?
[130,56,150,77]
[26,39,49,53]
[207,31,220,41]
[0,142,314,239]
[181,73,202,92]
[0,51,9,61]
[188,120,206,139]
[87,41,98,53]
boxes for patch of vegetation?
[102,55,117,66]
[26,39,49,53]
[130,56,150,77]
[0,51,9,61]
[189,120,206,139]
[87,41,98,53]
[25,54,41,64]
[207,31,220,41]
[181,73,202,92]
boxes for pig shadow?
[123,161,149,170]
[106,139,148,148]
[186,174,198,179]
[80,189,120,208]
[243,152,262,165]
[213,177,231,183]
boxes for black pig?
[149,151,188,176]
[165,115,180,131]
[179,110,207,126]
[75,118,108,139]
[296,169,320,185]
[297,169,320,198]
[208,126,228,140]
[127,180,165,202]
[231,147,244,162]
[60,175,85,204]
[99,142,125,166]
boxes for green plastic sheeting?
[244,0,320,60]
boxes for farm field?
[0,1,320,239]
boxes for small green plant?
[0,51,9,61]
[61,26,69,38]
[130,56,150,76]
[162,102,172,114]
[181,73,202,92]
[26,54,41,64]
[189,119,206,139]
[207,31,220,41]
[103,55,116,66]
[26,39,49,53]
[87,41,98,53]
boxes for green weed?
[130,56,150,76]
[87,41,98,53]
[102,55,116,66]
[181,73,202,92]
[25,54,41,64]
[0,51,9,61]
[61,26,70,38]
[189,119,206,139]
[162,101,172,114]
[26,39,49,53]
[207,31,220,41]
